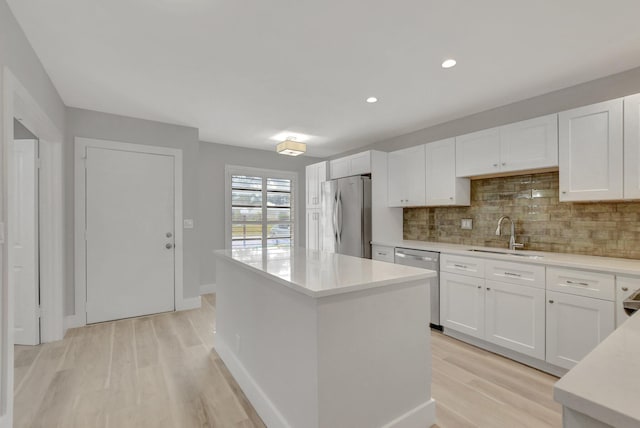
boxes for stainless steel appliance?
[394,248,440,328]
[321,176,372,258]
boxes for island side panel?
[316,279,434,428]
[215,258,319,428]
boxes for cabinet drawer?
[441,254,485,278]
[546,267,614,301]
[372,245,395,263]
[485,259,545,289]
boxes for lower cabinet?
[372,245,395,263]
[545,290,614,370]
[306,209,321,250]
[440,272,485,339]
[485,280,546,360]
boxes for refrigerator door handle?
[337,189,343,242]
[332,190,339,245]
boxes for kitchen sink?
[467,249,544,259]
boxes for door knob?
[166,243,174,249]
[166,232,173,238]
[548,300,554,304]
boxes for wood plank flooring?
[14,294,561,427]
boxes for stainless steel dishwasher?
[394,248,440,328]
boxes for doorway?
[75,138,185,325]
[9,120,40,345]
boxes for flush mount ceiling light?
[366,97,378,103]
[276,137,306,156]
[441,58,457,69]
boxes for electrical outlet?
[461,218,473,230]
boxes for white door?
[484,280,545,359]
[8,139,40,345]
[440,272,485,339]
[425,138,470,206]
[558,99,623,201]
[546,290,614,370]
[499,114,558,172]
[85,147,175,324]
[624,94,640,199]
[455,128,500,177]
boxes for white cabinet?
[425,138,470,206]
[624,94,640,199]
[372,245,395,263]
[387,145,426,207]
[306,161,327,209]
[485,280,546,359]
[615,275,639,327]
[558,99,623,201]
[545,290,614,370]
[440,272,485,339]
[306,209,321,251]
[329,151,371,179]
[455,114,558,177]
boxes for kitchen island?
[214,247,436,428]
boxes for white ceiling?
[8,0,640,157]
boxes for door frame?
[1,66,65,428]
[74,137,185,326]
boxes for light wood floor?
[14,294,561,427]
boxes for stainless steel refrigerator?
[321,176,372,258]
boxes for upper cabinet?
[456,114,559,178]
[558,99,623,201]
[306,161,327,209]
[425,138,470,206]
[388,145,426,207]
[624,94,640,199]
[329,151,371,179]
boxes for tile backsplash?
[403,172,640,259]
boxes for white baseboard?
[176,296,201,311]
[63,314,85,335]
[200,283,216,295]
[382,399,436,428]
[215,337,290,428]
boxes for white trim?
[224,165,299,249]
[380,399,436,428]
[74,137,185,325]
[176,296,201,311]
[1,66,65,427]
[200,283,216,294]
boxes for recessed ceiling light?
[441,59,457,69]
[366,97,378,103]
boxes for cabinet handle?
[453,264,468,269]
[566,280,589,286]
[493,163,498,167]
[622,286,629,292]
[549,300,554,304]
[502,162,506,166]
[449,197,453,200]
[486,287,491,291]
[504,271,522,277]
[477,285,482,289]
[378,252,387,256]
[562,191,567,194]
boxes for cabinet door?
[455,128,500,177]
[306,209,321,250]
[306,162,326,209]
[388,145,426,207]
[425,138,470,206]
[500,114,558,172]
[372,245,395,263]
[330,157,350,180]
[485,280,545,359]
[440,272,485,339]
[546,290,614,370]
[558,99,623,201]
[624,94,640,199]
[349,151,371,175]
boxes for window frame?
[225,165,298,249]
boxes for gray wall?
[0,0,65,133]
[13,118,37,139]
[65,107,201,314]
[335,65,640,156]
[198,142,321,286]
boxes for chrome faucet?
[495,216,524,251]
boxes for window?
[226,166,297,249]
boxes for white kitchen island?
[214,247,436,428]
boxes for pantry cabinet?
[425,138,470,206]
[306,209,321,251]
[558,99,624,201]
[387,145,426,207]
[306,161,327,209]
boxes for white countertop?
[373,239,640,275]
[553,311,640,428]
[214,247,435,298]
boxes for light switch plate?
[461,218,473,230]
[183,219,194,229]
